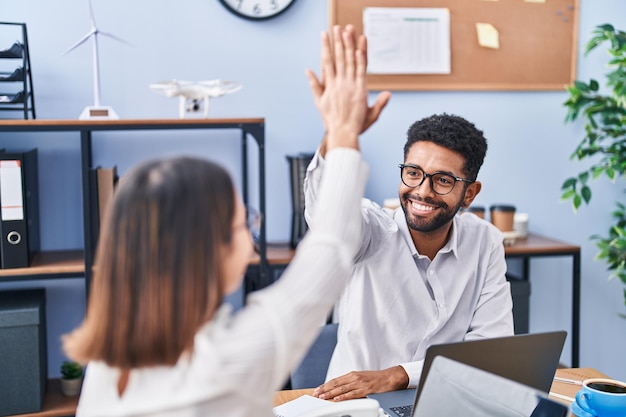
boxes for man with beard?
[303,113,514,400]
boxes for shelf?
[0,23,36,119]
[0,118,267,294]
[250,242,295,265]
[0,90,26,103]
[0,118,264,130]
[0,119,266,417]
[7,379,78,417]
[0,41,23,59]
[0,250,84,280]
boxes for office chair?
[290,323,338,389]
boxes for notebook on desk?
[368,331,567,417]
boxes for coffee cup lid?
[490,204,516,212]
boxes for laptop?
[413,356,568,417]
[368,331,567,417]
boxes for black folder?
[0,149,39,269]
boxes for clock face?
[218,0,297,21]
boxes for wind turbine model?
[63,0,129,120]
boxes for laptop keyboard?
[390,405,413,417]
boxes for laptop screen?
[368,331,567,417]
[416,331,567,403]
[414,356,568,417]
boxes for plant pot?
[61,377,82,397]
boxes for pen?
[553,377,582,385]
[549,392,576,402]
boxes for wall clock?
[218,0,297,21]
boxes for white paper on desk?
[363,7,450,74]
[273,395,331,417]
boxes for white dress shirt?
[75,149,369,417]
[304,151,514,388]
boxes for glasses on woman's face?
[245,205,262,242]
[398,163,473,196]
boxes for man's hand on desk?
[312,366,409,401]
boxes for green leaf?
[573,194,582,210]
[598,24,615,33]
[578,171,590,184]
[607,167,617,180]
[581,185,592,204]
[592,166,605,178]
[561,189,577,200]
[574,80,590,92]
[562,177,578,190]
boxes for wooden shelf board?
[0,250,84,277]
[249,243,295,265]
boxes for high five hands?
[306,25,391,156]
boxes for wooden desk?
[254,233,582,367]
[549,368,609,405]
[273,368,607,407]
[274,388,315,407]
[20,368,605,416]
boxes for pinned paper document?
[363,7,451,74]
[476,23,500,49]
[525,0,546,3]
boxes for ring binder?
[0,148,39,268]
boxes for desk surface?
[18,368,606,416]
[504,233,580,256]
[273,368,608,407]
[254,233,580,266]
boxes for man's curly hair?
[404,113,488,181]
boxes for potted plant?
[561,23,626,311]
[60,360,83,397]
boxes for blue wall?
[1,0,626,381]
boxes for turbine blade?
[88,0,97,28]
[99,31,133,47]
[62,30,96,55]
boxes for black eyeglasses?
[246,205,262,241]
[398,163,473,195]
[245,205,262,253]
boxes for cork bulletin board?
[329,0,579,91]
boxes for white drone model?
[149,79,242,118]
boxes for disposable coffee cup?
[574,378,626,416]
[514,213,529,238]
[490,204,516,232]
[466,205,485,219]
